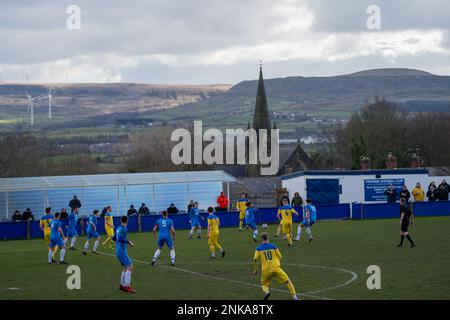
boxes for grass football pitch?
[1,216,449,300]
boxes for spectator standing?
[399,185,411,203]
[167,203,179,215]
[69,195,82,213]
[187,200,195,213]
[384,185,398,203]
[437,179,450,201]
[127,205,138,216]
[427,185,438,201]
[291,192,303,207]
[280,192,290,205]
[60,208,69,220]
[138,203,150,215]
[11,210,22,221]
[428,181,437,192]
[22,208,34,221]
[411,183,425,202]
[216,192,229,211]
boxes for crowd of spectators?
[9,182,449,222]
[384,179,450,203]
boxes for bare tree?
[314,97,450,169]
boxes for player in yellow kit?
[253,233,299,300]
[207,207,226,259]
[40,207,57,261]
[236,193,248,231]
[102,206,115,250]
[276,198,299,246]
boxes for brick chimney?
[360,156,370,170]
[386,152,397,169]
[410,153,419,168]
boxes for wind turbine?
[25,90,42,126]
[48,88,53,120]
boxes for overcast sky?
[1,0,449,84]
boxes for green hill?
[153,68,450,131]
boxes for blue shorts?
[49,237,64,249]
[190,219,200,228]
[67,227,78,237]
[246,221,257,230]
[86,230,99,240]
[158,236,173,249]
[301,219,315,227]
[117,252,132,267]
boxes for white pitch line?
[164,260,358,297]
[97,252,357,300]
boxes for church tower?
[252,65,271,133]
[246,65,272,177]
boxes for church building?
[222,66,314,177]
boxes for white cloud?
[0,0,449,83]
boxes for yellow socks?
[103,237,113,249]
[286,233,293,245]
[286,280,296,296]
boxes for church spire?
[246,63,272,178]
[252,64,271,132]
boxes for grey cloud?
[0,0,449,83]
[0,0,285,64]
[306,0,450,32]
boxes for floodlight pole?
[226,181,230,211]
[123,186,127,217]
[5,192,9,220]
[187,182,190,211]
[116,187,120,216]
[152,184,156,214]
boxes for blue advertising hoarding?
[364,178,404,202]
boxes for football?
[261,223,268,230]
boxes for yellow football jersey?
[277,205,297,224]
[207,214,220,234]
[40,214,54,231]
[236,198,248,214]
[254,243,282,273]
[104,214,113,228]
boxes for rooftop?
[0,170,236,192]
[281,168,430,180]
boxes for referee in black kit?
[396,198,416,248]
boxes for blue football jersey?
[156,218,173,238]
[115,225,128,254]
[306,204,317,221]
[68,212,78,228]
[87,215,97,233]
[189,208,199,221]
[50,220,61,239]
[245,207,255,222]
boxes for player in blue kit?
[65,206,81,250]
[188,202,202,239]
[82,210,101,255]
[48,212,67,264]
[245,202,259,242]
[152,210,176,266]
[112,215,135,293]
[294,198,317,242]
